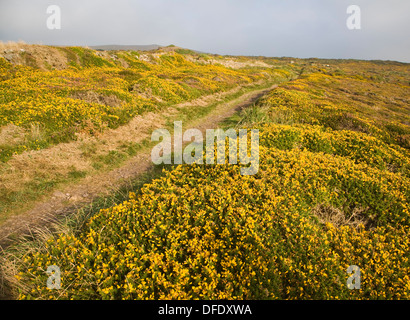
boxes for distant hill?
[89,44,162,51]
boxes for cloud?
[0,0,408,62]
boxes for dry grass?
[0,40,27,51]
[69,91,124,108]
[312,203,373,229]
[185,54,271,69]
[0,124,26,145]
[28,123,45,141]
[0,41,68,70]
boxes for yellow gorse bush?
[1,47,289,161]
[16,135,410,299]
[16,144,410,299]
[12,56,410,300]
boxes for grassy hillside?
[0,45,292,162]
[0,44,295,224]
[1,46,409,299]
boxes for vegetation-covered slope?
[0,44,295,225]
[2,47,409,299]
[0,45,292,162]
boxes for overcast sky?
[0,0,409,62]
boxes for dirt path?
[0,83,277,249]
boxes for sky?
[0,0,409,62]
